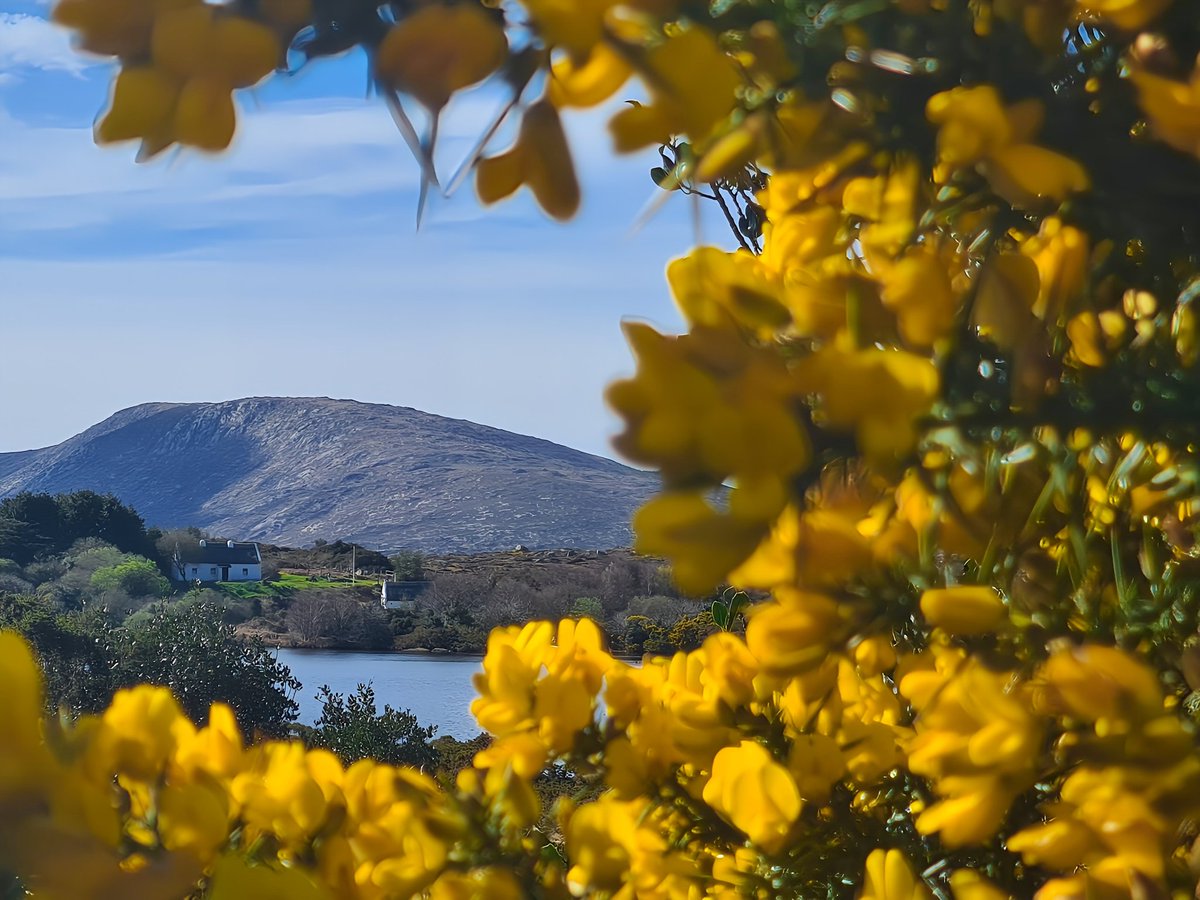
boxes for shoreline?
[269,644,646,663]
[275,645,485,658]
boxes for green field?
[214,572,380,600]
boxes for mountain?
[0,398,658,553]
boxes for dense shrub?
[304,683,437,770]
[113,602,299,737]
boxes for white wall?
[185,563,262,582]
[229,564,262,582]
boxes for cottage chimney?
[227,540,235,548]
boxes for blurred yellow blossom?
[861,849,931,900]
[375,4,507,111]
[476,101,580,220]
[703,740,801,850]
[920,586,1009,636]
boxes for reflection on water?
[277,649,484,740]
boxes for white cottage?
[174,540,263,582]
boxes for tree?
[0,593,115,714]
[114,602,299,737]
[0,491,155,564]
[598,559,641,612]
[56,491,156,560]
[15,0,1200,897]
[154,527,205,580]
[621,614,666,657]
[305,683,437,770]
[568,596,604,621]
[39,543,127,608]
[0,514,53,566]
[0,493,63,558]
[389,550,425,581]
[89,557,170,600]
[665,610,715,652]
[285,592,391,648]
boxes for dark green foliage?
[389,550,425,581]
[0,516,51,567]
[710,589,750,630]
[113,602,299,737]
[124,588,257,630]
[568,596,604,621]
[621,614,668,656]
[0,593,115,713]
[0,592,300,736]
[57,491,155,558]
[0,491,155,565]
[431,732,491,776]
[391,620,487,653]
[307,683,437,770]
[265,540,391,573]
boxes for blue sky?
[0,5,726,460]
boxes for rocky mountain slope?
[0,398,657,552]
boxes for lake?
[277,649,484,740]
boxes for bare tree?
[423,574,490,626]
[600,560,642,612]
[476,580,535,629]
[287,591,392,648]
[286,593,329,643]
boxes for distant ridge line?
[0,397,655,553]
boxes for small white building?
[381,580,427,610]
[174,540,263,582]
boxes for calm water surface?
[277,649,483,740]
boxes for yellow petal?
[96,66,180,144]
[175,76,236,151]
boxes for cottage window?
[210,567,217,577]
[242,568,248,576]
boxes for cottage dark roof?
[176,541,260,565]
[381,581,429,601]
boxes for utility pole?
[351,544,356,586]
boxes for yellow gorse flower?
[1130,61,1200,159]
[927,85,1090,207]
[702,740,801,851]
[374,4,507,112]
[861,849,931,900]
[81,2,278,154]
[608,26,742,153]
[476,100,580,221]
[919,586,1009,636]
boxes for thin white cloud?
[0,13,94,76]
[0,88,684,235]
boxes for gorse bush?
[8,0,1200,896]
[304,684,438,771]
